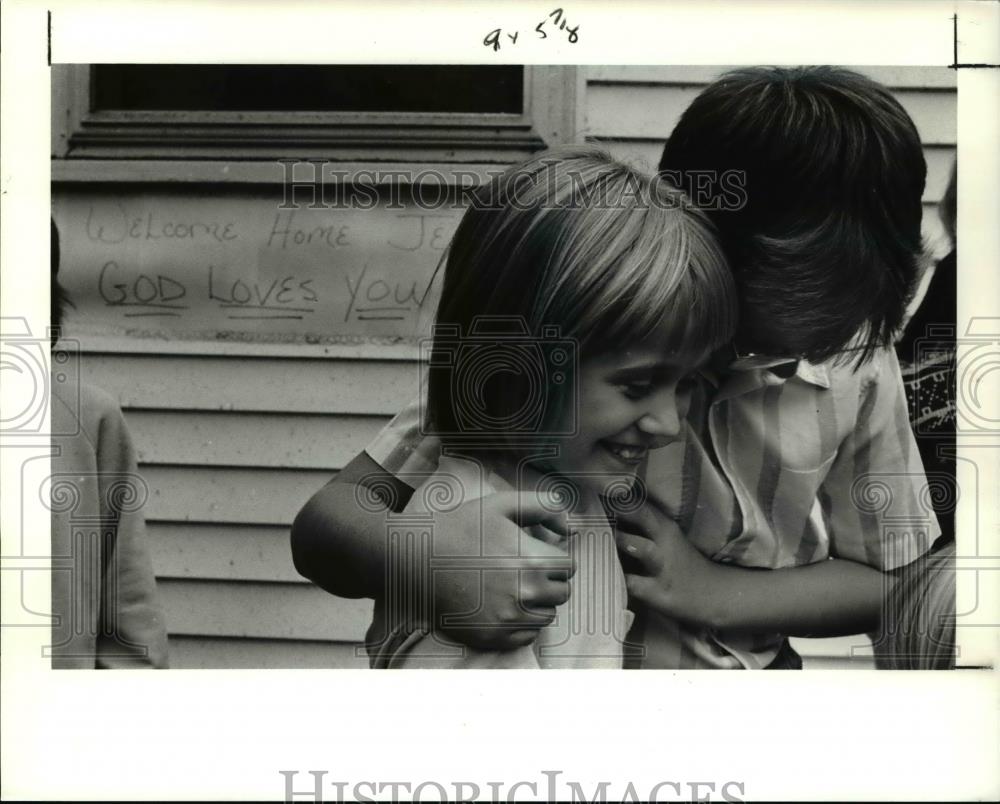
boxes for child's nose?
[637,389,681,441]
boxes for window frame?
[52,64,580,170]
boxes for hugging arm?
[291,451,411,599]
[616,507,890,637]
[290,450,576,649]
[619,350,935,638]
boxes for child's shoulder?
[403,454,496,514]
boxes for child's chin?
[581,469,638,496]
[611,470,639,490]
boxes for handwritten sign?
[53,188,462,346]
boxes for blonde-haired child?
[363,147,737,668]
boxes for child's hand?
[615,503,892,636]
[613,503,725,628]
[423,491,577,650]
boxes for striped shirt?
[365,346,939,669]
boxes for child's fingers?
[623,573,664,607]
[615,530,664,576]
[525,523,568,549]
[488,491,577,580]
[615,503,683,545]
[614,505,660,542]
[520,574,571,607]
[490,491,570,537]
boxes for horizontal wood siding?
[78,354,419,415]
[586,82,956,145]
[159,579,373,641]
[75,349,395,666]
[168,637,370,669]
[142,465,332,524]
[148,523,304,583]
[127,411,387,469]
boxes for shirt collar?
[793,359,831,389]
[700,351,831,391]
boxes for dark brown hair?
[659,66,928,366]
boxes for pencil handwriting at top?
[483,8,579,51]
[536,8,579,43]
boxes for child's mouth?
[600,440,648,465]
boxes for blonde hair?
[874,542,956,670]
[427,146,736,439]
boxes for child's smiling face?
[546,328,707,495]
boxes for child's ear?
[899,242,942,331]
[910,240,938,297]
[918,240,937,277]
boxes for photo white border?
[2,1,997,800]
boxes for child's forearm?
[291,451,412,599]
[290,478,390,599]
[703,558,892,638]
[618,516,896,639]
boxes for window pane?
[93,65,524,114]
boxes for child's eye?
[676,374,698,394]
[619,381,653,400]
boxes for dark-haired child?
[292,67,939,669]
[611,66,938,667]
